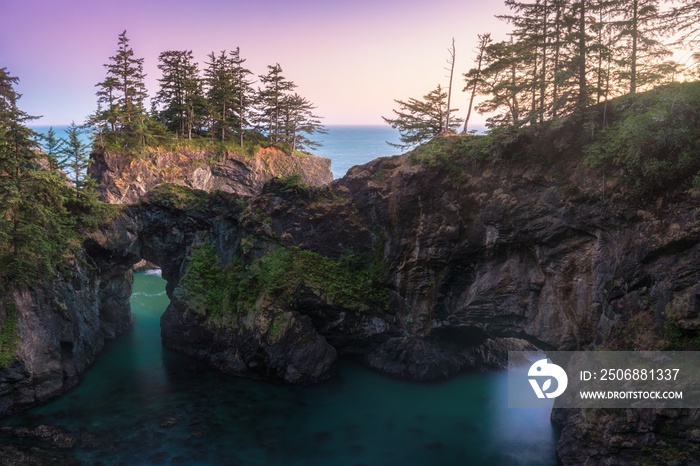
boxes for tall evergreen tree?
[42,126,63,170]
[229,48,255,147]
[472,39,531,127]
[93,31,148,145]
[58,122,91,197]
[256,64,297,144]
[155,50,204,139]
[280,93,325,154]
[0,68,74,283]
[611,0,674,94]
[383,84,463,148]
[205,51,237,141]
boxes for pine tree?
[93,31,148,145]
[472,39,530,127]
[204,51,237,141]
[42,126,63,170]
[58,122,91,197]
[280,93,325,154]
[256,64,297,144]
[611,0,674,94]
[589,0,617,105]
[229,48,255,147]
[0,68,75,284]
[382,84,463,149]
[155,50,204,139]
[498,0,557,123]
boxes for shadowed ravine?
[1,272,557,465]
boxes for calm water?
[2,272,557,465]
[31,125,401,180]
[315,125,401,179]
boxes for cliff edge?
[89,145,333,204]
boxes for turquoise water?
[2,272,558,465]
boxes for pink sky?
[1,0,510,125]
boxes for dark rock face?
[553,408,700,466]
[336,154,700,465]
[4,137,700,463]
[161,304,337,384]
[89,146,334,204]
[0,257,133,417]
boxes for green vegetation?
[181,240,390,324]
[146,183,211,210]
[383,84,463,149]
[585,82,700,195]
[404,80,700,197]
[388,0,698,158]
[269,173,312,195]
[0,68,110,287]
[89,32,324,155]
[408,133,490,167]
[180,241,226,316]
[663,315,700,351]
[0,302,19,369]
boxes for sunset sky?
[1,0,510,126]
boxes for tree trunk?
[540,0,548,123]
[463,34,488,134]
[445,38,456,131]
[552,3,561,118]
[630,0,638,94]
[577,1,588,109]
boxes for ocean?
[31,124,402,180]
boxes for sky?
[1,0,511,126]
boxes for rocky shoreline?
[2,134,700,464]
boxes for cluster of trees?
[89,31,324,153]
[386,0,699,147]
[0,69,99,286]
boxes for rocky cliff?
[4,86,700,464]
[86,137,697,464]
[0,255,133,417]
[89,145,333,204]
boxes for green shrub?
[146,183,209,210]
[228,246,389,314]
[0,302,19,369]
[182,241,391,321]
[270,173,312,195]
[181,241,226,317]
[585,82,700,195]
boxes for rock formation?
[0,255,132,416]
[89,146,333,204]
[3,121,700,464]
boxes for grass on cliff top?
[181,241,390,323]
[100,129,316,161]
[144,183,212,210]
[409,81,700,197]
